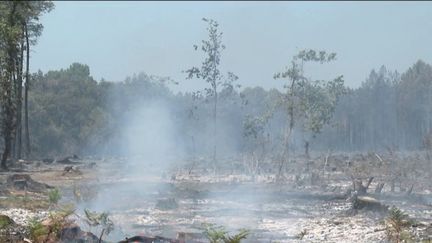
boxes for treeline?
[25,60,432,158]
[317,61,432,152]
[1,3,430,164]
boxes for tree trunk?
[1,1,19,170]
[15,34,24,160]
[212,89,217,172]
[1,133,11,170]
[1,79,15,171]
[24,23,31,157]
[304,141,310,158]
[375,182,385,194]
[351,176,374,195]
[279,79,296,179]
[11,65,17,161]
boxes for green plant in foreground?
[84,209,114,242]
[29,205,76,242]
[203,224,250,243]
[28,217,47,241]
[48,205,76,238]
[48,188,62,205]
[385,206,414,243]
[0,215,13,229]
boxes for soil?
[0,153,431,242]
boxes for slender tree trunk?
[24,23,31,157]
[11,66,17,161]
[279,79,296,178]
[15,35,24,159]
[212,88,217,172]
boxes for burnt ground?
[0,153,431,242]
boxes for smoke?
[73,98,187,240]
[122,99,183,175]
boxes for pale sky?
[31,1,432,93]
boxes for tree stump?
[375,182,385,194]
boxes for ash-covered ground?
[1,152,430,242]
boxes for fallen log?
[118,235,183,243]
[348,192,388,214]
[56,155,82,165]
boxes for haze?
[31,1,432,93]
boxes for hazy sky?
[32,1,432,93]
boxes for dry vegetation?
[0,151,430,242]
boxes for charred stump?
[375,182,385,194]
[351,176,374,195]
[60,224,100,243]
[6,174,53,192]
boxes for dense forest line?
[26,60,432,158]
[1,1,431,165]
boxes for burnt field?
[0,152,431,242]
[1,1,432,243]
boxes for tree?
[19,1,54,158]
[0,1,53,169]
[0,1,22,169]
[185,18,238,166]
[241,87,278,175]
[299,74,345,157]
[274,49,343,173]
[397,60,432,149]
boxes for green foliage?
[274,49,345,138]
[385,206,414,243]
[203,224,250,243]
[184,17,239,162]
[185,18,227,94]
[223,229,249,243]
[84,209,114,241]
[48,205,76,237]
[300,76,346,135]
[28,217,47,241]
[29,66,176,157]
[0,215,13,229]
[28,206,75,242]
[0,1,54,169]
[48,188,61,205]
[27,206,77,242]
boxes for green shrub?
[385,206,414,243]
[48,188,62,205]
[203,224,250,243]
[28,218,47,241]
[0,215,13,229]
[84,209,114,242]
